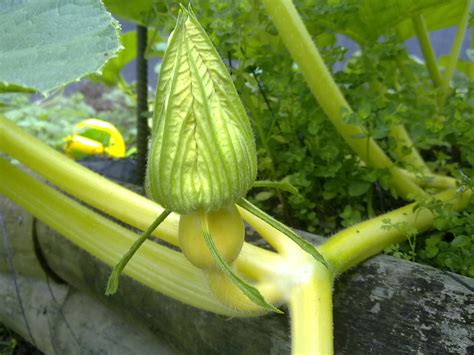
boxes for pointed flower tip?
[177,3,195,22]
[146,6,257,214]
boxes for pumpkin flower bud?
[108,9,284,311]
[146,8,257,214]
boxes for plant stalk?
[0,116,282,279]
[0,158,241,316]
[106,209,172,295]
[412,14,443,88]
[0,116,178,243]
[261,0,426,200]
[388,124,431,175]
[440,0,473,96]
[400,170,457,190]
[320,188,472,274]
[289,265,334,355]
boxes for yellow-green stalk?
[388,124,431,175]
[440,0,473,96]
[412,14,443,88]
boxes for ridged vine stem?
[440,0,473,96]
[388,124,431,175]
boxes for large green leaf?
[307,0,466,43]
[90,29,163,87]
[0,0,121,94]
[90,31,137,86]
[395,0,468,40]
[103,0,152,25]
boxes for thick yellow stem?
[441,0,473,96]
[289,264,334,355]
[320,188,472,274]
[412,14,443,88]
[0,158,240,315]
[0,116,280,275]
[389,124,431,175]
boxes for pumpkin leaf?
[309,0,466,43]
[0,0,120,94]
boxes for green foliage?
[102,0,174,26]
[101,2,472,260]
[90,29,163,87]
[0,87,135,150]
[0,323,16,355]
[416,192,474,277]
[382,218,418,262]
[0,0,120,94]
[294,0,466,44]
[434,232,473,270]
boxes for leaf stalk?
[412,14,443,88]
[440,0,473,97]
[289,264,334,354]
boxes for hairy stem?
[412,14,443,88]
[106,209,171,295]
[238,198,328,267]
[0,158,240,316]
[400,170,458,190]
[0,116,178,243]
[262,0,426,200]
[320,188,472,274]
[289,265,334,355]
